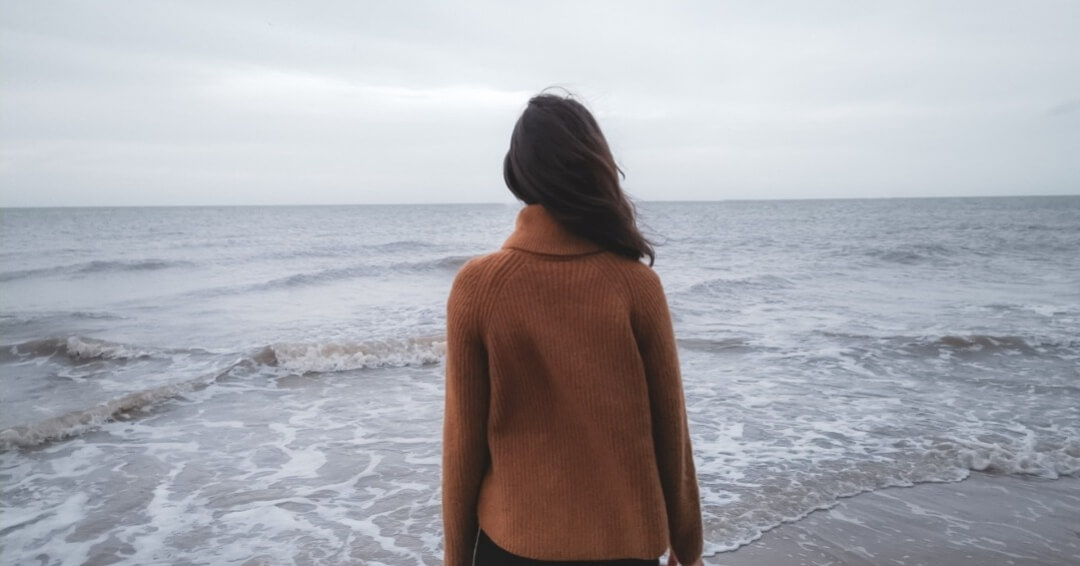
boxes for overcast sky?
[1,1,1078,206]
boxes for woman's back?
[443,204,702,564]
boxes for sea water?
[1,197,1077,564]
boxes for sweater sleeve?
[442,261,490,566]
[632,268,704,564]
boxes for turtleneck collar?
[502,204,603,256]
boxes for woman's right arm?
[631,267,704,565]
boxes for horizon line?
[1,193,1077,209]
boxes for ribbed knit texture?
[442,204,703,566]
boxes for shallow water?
[720,473,1080,565]
[1,197,1078,564]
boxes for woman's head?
[504,92,655,265]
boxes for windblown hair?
[503,92,655,266]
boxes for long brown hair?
[503,92,655,266]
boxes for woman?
[443,92,704,566]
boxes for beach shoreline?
[711,472,1080,565]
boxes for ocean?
[1,197,1078,564]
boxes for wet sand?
[712,473,1080,566]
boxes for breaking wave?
[0,361,251,451]
[903,333,1080,358]
[253,336,446,374]
[934,334,1036,352]
[0,334,447,450]
[0,336,158,363]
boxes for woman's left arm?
[442,262,490,566]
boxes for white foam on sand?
[263,336,446,374]
[714,473,1080,565]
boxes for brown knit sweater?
[442,204,703,565]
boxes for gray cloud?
[2,0,1078,206]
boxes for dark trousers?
[475,530,661,566]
